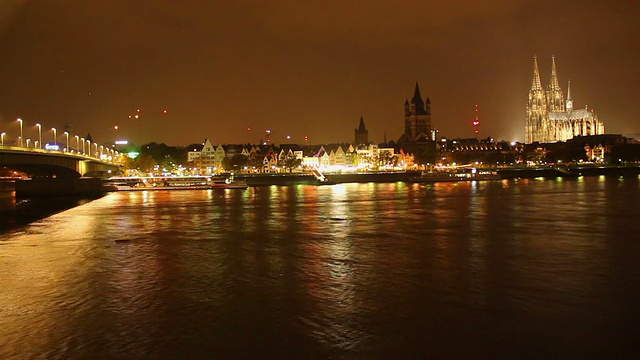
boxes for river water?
[1,176,639,358]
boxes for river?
[1,176,639,358]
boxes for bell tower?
[526,56,548,143]
[547,56,565,112]
[404,82,431,141]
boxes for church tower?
[525,56,548,143]
[404,82,432,142]
[547,56,565,112]
[354,116,369,145]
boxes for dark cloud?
[0,0,638,145]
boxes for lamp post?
[36,123,42,149]
[94,143,98,157]
[51,128,57,148]
[26,138,31,148]
[64,131,69,152]
[86,140,91,157]
[75,135,79,153]
[1,132,5,146]
[17,118,23,147]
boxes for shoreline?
[236,166,640,186]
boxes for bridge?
[0,145,124,197]
[0,146,123,178]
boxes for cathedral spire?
[566,80,573,111]
[549,55,561,91]
[531,56,542,91]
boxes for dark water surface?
[1,177,639,358]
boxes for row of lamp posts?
[1,117,120,161]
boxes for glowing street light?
[1,132,5,146]
[75,135,79,152]
[51,128,57,146]
[17,118,23,147]
[36,123,42,149]
[64,131,69,152]
[26,138,31,148]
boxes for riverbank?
[236,166,640,185]
[0,189,92,233]
[236,171,409,186]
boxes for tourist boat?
[210,175,248,189]
[410,168,502,183]
[106,176,214,191]
[107,175,249,191]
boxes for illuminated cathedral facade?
[525,56,605,143]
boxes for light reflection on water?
[1,177,640,358]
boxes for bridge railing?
[0,144,125,165]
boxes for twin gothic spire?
[531,55,566,93]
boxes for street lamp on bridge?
[36,123,42,149]
[1,132,5,146]
[26,138,31,148]
[75,135,79,153]
[64,132,69,152]
[51,128,57,148]
[17,118,23,147]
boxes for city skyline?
[0,1,638,146]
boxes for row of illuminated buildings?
[182,133,637,175]
[186,138,412,174]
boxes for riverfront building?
[525,56,605,143]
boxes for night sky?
[0,0,638,146]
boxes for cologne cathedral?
[525,56,605,143]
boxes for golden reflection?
[0,196,122,355]
[299,210,361,349]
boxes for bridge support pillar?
[15,178,105,198]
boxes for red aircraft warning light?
[473,104,480,137]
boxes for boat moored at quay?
[106,175,247,191]
[409,167,502,183]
